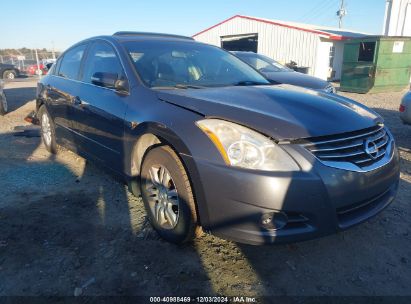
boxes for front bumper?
[182,143,400,245]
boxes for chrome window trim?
[49,74,130,96]
[50,37,131,95]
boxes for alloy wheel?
[145,165,180,229]
[6,72,15,80]
[41,112,52,146]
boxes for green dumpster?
[340,36,411,93]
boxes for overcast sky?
[1,0,386,51]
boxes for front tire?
[0,92,7,115]
[141,145,199,244]
[38,105,57,154]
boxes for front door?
[69,40,130,173]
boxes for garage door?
[221,34,258,52]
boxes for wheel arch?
[128,122,193,176]
[130,132,162,177]
[127,121,209,227]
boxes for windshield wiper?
[151,84,205,90]
[232,80,268,86]
[174,84,204,89]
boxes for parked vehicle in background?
[0,63,20,80]
[26,64,48,76]
[45,62,53,71]
[400,90,411,124]
[0,80,7,115]
[232,51,336,93]
[37,32,399,245]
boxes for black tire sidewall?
[38,105,57,153]
[141,146,195,244]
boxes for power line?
[297,0,328,22]
[301,0,340,24]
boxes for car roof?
[77,32,197,47]
[231,51,257,56]
[58,32,204,59]
[113,31,194,41]
[232,51,278,62]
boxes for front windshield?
[123,41,269,88]
[238,53,292,73]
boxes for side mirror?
[91,72,128,93]
[91,72,117,88]
[114,79,129,93]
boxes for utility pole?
[35,49,41,79]
[337,0,347,28]
[51,41,56,60]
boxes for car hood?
[263,71,329,90]
[157,85,382,140]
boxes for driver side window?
[82,41,125,87]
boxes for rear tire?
[140,145,199,244]
[0,92,7,115]
[38,105,57,154]
[3,70,16,80]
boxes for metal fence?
[0,48,61,72]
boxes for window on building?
[329,46,335,68]
[221,34,258,52]
[358,42,375,62]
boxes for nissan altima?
[36,32,400,245]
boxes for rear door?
[46,43,88,150]
[69,40,130,172]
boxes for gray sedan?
[400,91,411,124]
[232,51,336,94]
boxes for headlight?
[196,119,299,171]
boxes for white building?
[193,15,369,81]
[383,0,411,36]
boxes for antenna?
[336,0,347,28]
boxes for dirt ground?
[0,78,410,297]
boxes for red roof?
[192,15,363,41]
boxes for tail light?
[399,104,406,113]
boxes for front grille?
[302,125,391,169]
[284,212,310,230]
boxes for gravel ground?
[0,79,410,297]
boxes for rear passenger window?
[58,44,87,80]
[81,41,125,84]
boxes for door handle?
[72,96,82,105]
